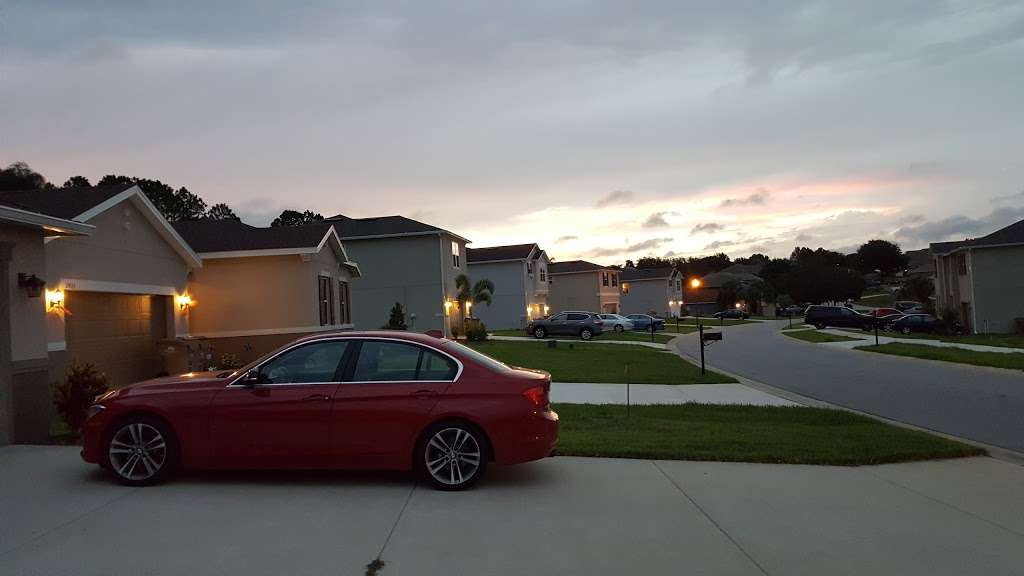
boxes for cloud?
[590,237,673,257]
[691,222,724,234]
[719,188,770,208]
[595,190,635,208]
[642,212,671,228]
[991,189,1024,204]
[555,235,578,242]
[703,240,734,251]
[794,233,814,242]
[894,206,1024,246]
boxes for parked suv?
[804,305,875,330]
[527,311,604,340]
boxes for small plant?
[938,305,961,334]
[465,321,488,342]
[218,353,243,369]
[384,302,408,330]
[53,362,109,431]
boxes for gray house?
[620,266,683,317]
[547,260,621,314]
[324,214,470,335]
[931,217,1024,334]
[467,243,550,329]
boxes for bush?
[53,363,109,431]
[938,306,961,334]
[384,302,408,330]
[218,353,243,369]
[465,321,488,342]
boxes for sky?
[2,1,1023,264]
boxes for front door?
[331,339,458,468]
[209,339,352,468]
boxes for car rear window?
[442,340,511,373]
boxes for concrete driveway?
[3,446,1024,575]
[674,320,1024,453]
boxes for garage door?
[65,292,168,388]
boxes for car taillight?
[523,385,548,407]
[594,319,603,325]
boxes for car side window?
[257,340,349,384]
[352,341,421,382]
[550,313,567,322]
[567,313,586,321]
[419,349,457,381]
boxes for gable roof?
[720,262,765,276]
[620,266,678,282]
[548,260,614,274]
[467,243,538,263]
[903,248,935,275]
[0,184,200,268]
[0,203,94,236]
[698,270,760,288]
[171,220,360,275]
[930,217,1024,255]
[325,213,470,243]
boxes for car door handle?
[302,393,331,402]
[411,390,438,399]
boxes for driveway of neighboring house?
[673,320,1024,453]
[3,446,1024,576]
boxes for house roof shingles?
[930,217,1024,255]
[620,266,676,281]
[324,214,466,241]
[467,244,538,263]
[172,220,336,253]
[0,184,135,220]
[548,260,613,274]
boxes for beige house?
[547,260,620,314]
[931,218,1024,334]
[0,184,198,442]
[173,219,361,363]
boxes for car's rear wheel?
[814,322,827,330]
[902,327,912,335]
[532,327,547,339]
[105,416,176,486]
[614,324,624,332]
[580,328,593,340]
[418,422,488,491]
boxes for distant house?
[467,243,549,329]
[931,218,1024,333]
[172,220,360,362]
[0,184,200,442]
[683,269,760,316]
[323,214,470,335]
[547,260,620,314]
[619,266,683,317]
[901,248,935,279]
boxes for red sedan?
[81,332,559,490]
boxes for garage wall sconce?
[175,294,194,311]
[46,289,65,310]
[17,273,46,298]
[443,300,453,316]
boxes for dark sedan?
[625,314,665,331]
[890,314,944,335]
[713,308,748,320]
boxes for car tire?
[901,327,912,335]
[104,415,177,487]
[614,324,624,332]
[416,421,489,491]
[533,327,547,339]
[814,322,827,330]
[861,324,873,332]
[580,328,593,341]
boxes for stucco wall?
[0,227,47,362]
[188,247,354,336]
[468,260,527,329]
[548,272,600,313]
[621,275,683,317]
[969,245,1024,333]
[342,234,465,332]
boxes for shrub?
[465,321,488,342]
[938,306,961,334]
[53,363,109,431]
[218,353,243,369]
[385,302,408,330]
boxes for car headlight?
[94,389,120,403]
[85,404,106,421]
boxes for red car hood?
[117,371,236,396]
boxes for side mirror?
[240,369,260,386]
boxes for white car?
[597,314,634,332]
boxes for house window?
[602,273,609,287]
[611,274,618,287]
[676,279,681,290]
[451,242,461,268]
[527,261,533,274]
[622,282,630,294]
[318,275,335,326]
[338,280,351,324]
[957,253,966,275]
[539,267,546,282]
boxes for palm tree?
[455,274,495,315]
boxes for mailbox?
[701,331,722,342]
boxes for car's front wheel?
[532,327,547,339]
[814,322,827,330]
[902,327,912,335]
[105,416,176,486]
[418,422,488,491]
[580,328,594,340]
[614,324,624,332]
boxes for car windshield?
[442,340,512,373]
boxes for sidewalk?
[551,382,798,406]
[488,335,668,350]
[818,329,1024,354]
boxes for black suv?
[804,305,874,330]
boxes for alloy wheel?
[581,329,593,340]
[108,423,167,482]
[424,427,482,487]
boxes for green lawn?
[868,331,1024,350]
[856,343,1024,371]
[782,329,865,343]
[490,329,683,343]
[467,340,735,384]
[853,292,896,307]
[553,403,984,465]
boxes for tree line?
[0,161,323,226]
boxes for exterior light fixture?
[544,305,550,315]
[735,302,743,309]
[690,278,701,289]
[46,289,65,310]
[176,294,194,310]
[465,301,473,315]
[17,273,46,298]
[443,300,453,316]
